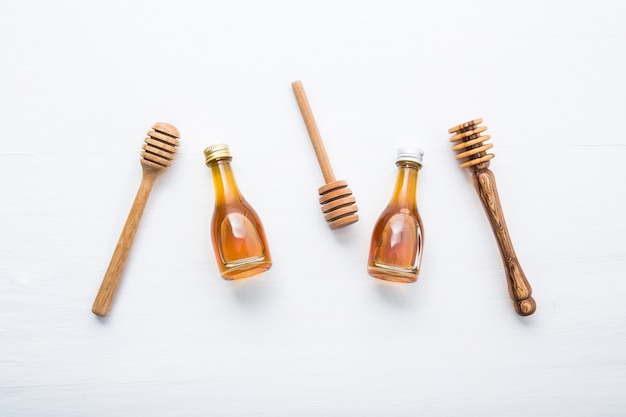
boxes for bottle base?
[221,260,272,280]
[367,266,417,283]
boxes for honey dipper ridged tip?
[448,118,483,134]
[151,122,180,139]
[142,122,180,169]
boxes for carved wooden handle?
[474,169,536,316]
[92,171,157,317]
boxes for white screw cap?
[396,146,424,165]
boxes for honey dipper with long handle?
[448,118,536,316]
[291,80,359,229]
[92,122,180,317]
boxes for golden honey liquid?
[209,159,272,280]
[367,161,423,283]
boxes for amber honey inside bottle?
[204,144,272,280]
[367,147,424,283]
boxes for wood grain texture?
[291,80,336,183]
[449,118,535,316]
[474,169,536,316]
[91,123,180,316]
[291,80,359,228]
[91,170,158,316]
[4,3,626,415]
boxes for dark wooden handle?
[92,171,157,316]
[474,169,536,316]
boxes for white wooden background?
[2,1,625,416]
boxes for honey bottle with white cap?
[367,147,424,283]
[204,144,272,280]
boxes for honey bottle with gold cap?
[367,146,425,283]
[203,144,272,279]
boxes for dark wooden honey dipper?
[92,122,180,317]
[448,118,536,316]
[291,80,359,229]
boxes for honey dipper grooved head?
[318,180,359,229]
[141,122,180,170]
[448,118,494,170]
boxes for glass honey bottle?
[204,144,272,280]
[367,147,424,283]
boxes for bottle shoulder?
[213,195,258,214]
[377,201,421,217]
[373,204,422,225]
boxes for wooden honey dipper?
[291,80,359,229]
[448,118,536,316]
[92,122,180,317]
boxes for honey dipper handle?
[92,171,158,317]
[291,80,336,184]
[474,169,536,316]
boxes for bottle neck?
[391,160,421,208]
[209,158,240,203]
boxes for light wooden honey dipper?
[92,122,180,317]
[291,80,359,229]
[448,118,536,316]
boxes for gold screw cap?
[204,143,232,165]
